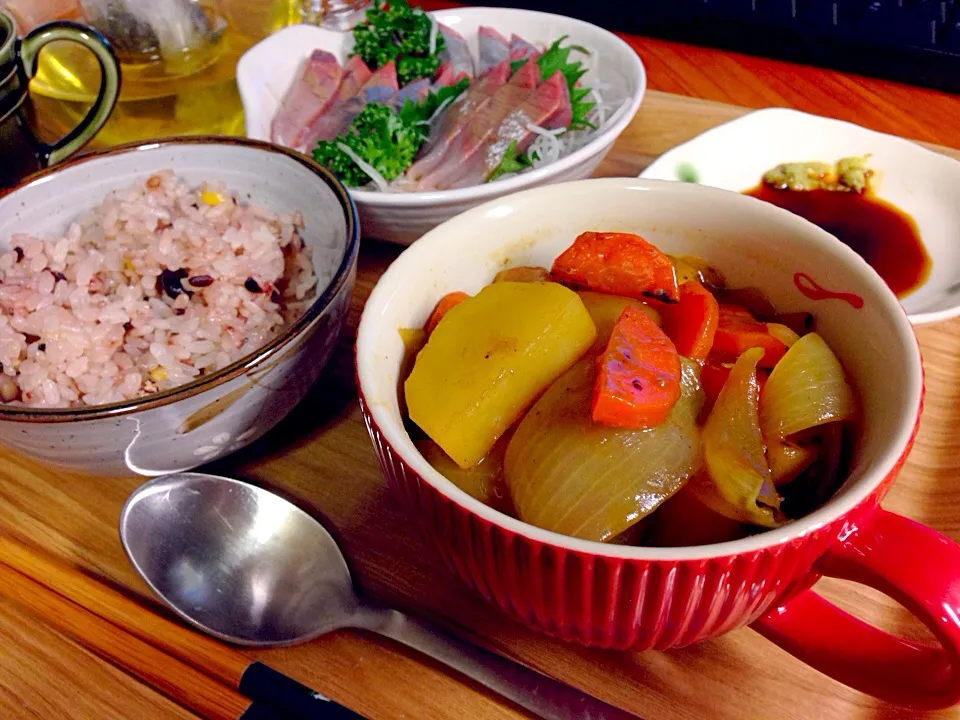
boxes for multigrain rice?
[0,171,317,408]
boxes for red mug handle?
[752,508,960,709]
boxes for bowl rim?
[356,177,924,562]
[0,136,360,423]
[237,7,647,206]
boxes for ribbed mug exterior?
[360,393,913,650]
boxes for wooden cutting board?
[2,90,959,720]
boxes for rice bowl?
[0,138,358,476]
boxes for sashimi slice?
[434,61,469,88]
[438,23,474,78]
[343,55,373,87]
[300,60,399,147]
[271,50,343,149]
[449,70,571,187]
[537,70,572,130]
[509,34,539,62]
[402,61,511,186]
[363,60,399,103]
[434,61,454,87]
[392,77,431,110]
[297,56,373,149]
[414,60,540,190]
[478,26,510,73]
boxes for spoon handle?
[359,608,635,720]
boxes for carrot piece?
[701,359,731,406]
[714,304,787,368]
[551,232,679,303]
[660,281,719,361]
[591,306,681,429]
[425,291,469,335]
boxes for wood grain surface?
[5,20,960,720]
[0,598,200,719]
[626,37,960,149]
[0,563,254,720]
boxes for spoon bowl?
[120,473,357,646]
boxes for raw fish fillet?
[450,70,572,188]
[477,25,510,73]
[402,62,512,187]
[413,60,540,190]
[434,62,454,87]
[342,55,373,87]
[434,61,469,88]
[438,23,474,78]
[509,34,539,63]
[361,60,400,103]
[300,60,398,147]
[271,50,343,149]
[392,77,431,110]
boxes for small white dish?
[237,8,646,246]
[640,108,960,325]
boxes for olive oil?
[27,1,303,145]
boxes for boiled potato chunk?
[405,281,596,468]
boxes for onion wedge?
[504,357,703,542]
[760,332,855,440]
[691,347,782,528]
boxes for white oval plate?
[640,108,960,325]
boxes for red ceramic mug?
[356,178,958,709]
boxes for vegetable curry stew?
[401,231,858,547]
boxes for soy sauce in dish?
[744,160,931,298]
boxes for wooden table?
[7,10,960,720]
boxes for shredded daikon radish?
[337,142,390,191]
[585,88,610,129]
[427,95,456,124]
[409,95,456,132]
[527,123,565,137]
[571,51,620,137]
[429,17,439,56]
[525,123,563,168]
[530,138,561,168]
[553,84,625,155]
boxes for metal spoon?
[120,473,634,720]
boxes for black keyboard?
[466,0,960,94]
